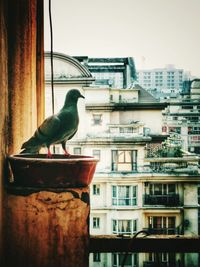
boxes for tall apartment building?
[137,65,192,100]
[45,53,200,267]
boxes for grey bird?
[20,89,85,157]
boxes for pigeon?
[20,89,85,157]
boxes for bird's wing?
[36,115,61,141]
[21,115,61,149]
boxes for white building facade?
[45,53,200,267]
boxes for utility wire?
[49,0,55,115]
[121,230,150,267]
[49,0,55,154]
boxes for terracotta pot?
[8,154,98,188]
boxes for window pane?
[133,220,137,232]
[168,217,175,228]
[112,186,117,197]
[118,151,125,163]
[113,220,117,232]
[154,184,162,195]
[112,150,118,171]
[93,253,101,262]
[93,217,100,228]
[125,151,132,163]
[153,217,162,228]
[132,186,137,197]
[119,253,132,265]
[163,217,166,228]
[168,184,176,194]
[112,150,137,172]
[93,184,100,195]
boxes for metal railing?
[143,194,180,206]
[143,228,176,235]
[143,262,176,267]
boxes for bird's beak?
[80,94,85,99]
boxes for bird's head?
[64,89,85,105]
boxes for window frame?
[93,184,100,195]
[112,185,137,206]
[111,150,137,172]
[112,219,137,235]
[93,217,100,229]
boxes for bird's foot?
[47,149,53,158]
[63,149,70,158]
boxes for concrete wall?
[183,183,198,235]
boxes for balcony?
[143,262,176,267]
[144,157,199,175]
[143,194,180,206]
[143,228,176,235]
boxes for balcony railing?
[143,228,176,235]
[143,262,176,267]
[143,194,180,206]
[144,157,199,175]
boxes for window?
[148,253,175,264]
[92,114,102,125]
[73,147,81,155]
[92,149,101,160]
[93,217,100,228]
[144,184,178,206]
[111,150,137,171]
[149,184,176,195]
[148,216,176,234]
[188,127,200,134]
[168,127,181,134]
[112,253,138,267]
[190,116,199,122]
[112,185,137,206]
[182,105,193,110]
[189,135,200,144]
[112,219,137,234]
[93,253,101,262]
[173,116,178,120]
[93,184,100,195]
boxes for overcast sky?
[44,0,200,77]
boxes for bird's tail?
[20,136,41,154]
[20,147,40,154]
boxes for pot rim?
[8,154,99,163]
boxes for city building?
[45,52,200,267]
[74,56,137,89]
[162,79,200,155]
[136,65,192,100]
